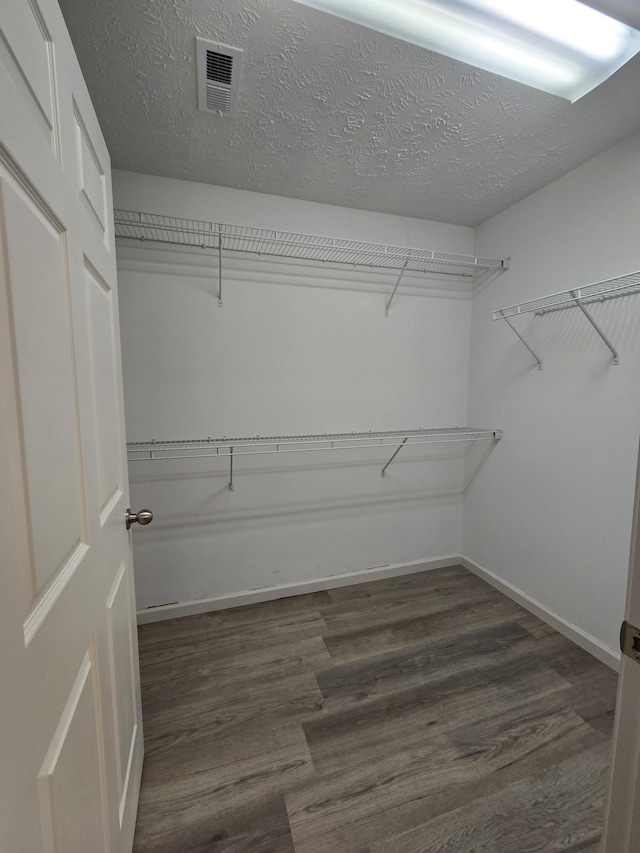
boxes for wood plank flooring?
[133,565,617,852]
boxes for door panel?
[73,104,108,237]
[38,648,110,853]
[0,1,144,850]
[106,561,140,822]
[0,0,59,152]
[1,178,86,602]
[85,260,123,515]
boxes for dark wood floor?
[133,565,617,852]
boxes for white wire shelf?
[493,270,640,319]
[127,427,502,458]
[113,209,506,280]
[493,269,640,367]
[127,427,503,491]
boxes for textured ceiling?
[59,0,640,226]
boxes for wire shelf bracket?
[493,269,640,367]
[113,209,508,313]
[127,427,503,491]
[501,315,543,370]
[570,290,619,364]
[381,436,409,476]
[385,259,409,316]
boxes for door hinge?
[620,620,640,663]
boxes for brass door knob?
[126,508,153,530]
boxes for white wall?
[464,130,640,654]
[113,172,477,609]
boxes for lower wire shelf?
[126,427,503,491]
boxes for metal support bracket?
[218,226,223,307]
[501,313,543,370]
[385,259,409,316]
[570,289,619,364]
[381,436,409,477]
[228,446,234,491]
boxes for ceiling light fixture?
[291,0,640,101]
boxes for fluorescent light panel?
[291,0,640,101]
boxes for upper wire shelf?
[127,427,501,458]
[493,268,640,367]
[127,427,503,490]
[114,209,505,279]
[493,270,640,319]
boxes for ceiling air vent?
[196,38,243,117]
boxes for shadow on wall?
[115,243,476,302]
[499,293,640,368]
[135,490,465,536]
[464,440,500,497]
[128,444,500,534]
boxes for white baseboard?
[460,555,620,672]
[136,553,621,672]
[136,555,461,624]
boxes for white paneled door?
[0,1,144,851]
